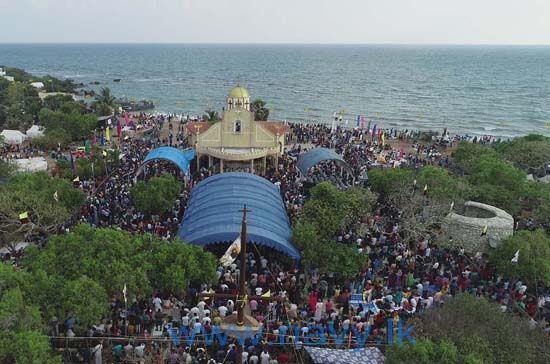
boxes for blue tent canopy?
[139,147,195,176]
[177,172,300,260]
[296,147,352,176]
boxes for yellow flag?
[261,290,271,298]
[105,127,111,141]
[102,150,107,157]
[19,212,28,220]
[381,132,385,146]
[73,176,80,182]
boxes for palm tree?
[96,87,116,107]
[202,108,220,123]
[251,99,269,121]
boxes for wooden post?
[237,205,248,326]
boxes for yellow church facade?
[186,86,288,174]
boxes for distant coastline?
[2,43,549,137]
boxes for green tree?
[386,339,460,364]
[42,94,75,111]
[251,99,270,121]
[39,108,97,141]
[93,101,112,117]
[95,87,115,107]
[31,128,72,150]
[490,230,550,286]
[131,174,182,215]
[60,277,108,329]
[0,267,61,364]
[411,294,550,364]
[24,225,218,298]
[301,182,376,238]
[369,166,473,246]
[451,141,497,176]
[368,168,414,196]
[292,182,375,276]
[468,155,526,215]
[202,108,220,123]
[0,172,85,251]
[496,134,550,174]
[0,330,61,364]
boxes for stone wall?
[442,201,514,253]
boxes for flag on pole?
[360,115,365,129]
[123,283,127,305]
[399,142,404,158]
[220,236,241,267]
[511,249,520,263]
[102,150,107,157]
[72,176,80,183]
[19,211,29,224]
[381,132,385,146]
[124,112,129,126]
[356,115,360,127]
[367,120,371,134]
[105,126,111,142]
[372,124,377,140]
[261,290,271,298]
[100,131,105,146]
[53,191,59,202]
[480,225,488,237]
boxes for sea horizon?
[2,43,549,137]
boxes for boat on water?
[113,78,121,82]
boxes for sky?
[1,0,549,44]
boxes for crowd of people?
[3,112,549,363]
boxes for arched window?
[234,120,242,133]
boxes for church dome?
[228,86,249,98]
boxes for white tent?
[1,129,27,144]
[26,125,45,139]
[12,157,48,172]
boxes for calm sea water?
[1,44,549,137]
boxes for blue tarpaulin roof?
[296,147,352,176]
[304,347,385,364]
[177,172,300,259]
[141,147,195,176]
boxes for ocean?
[1,44,549,137]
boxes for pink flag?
[124,112,129,126]
[399,143,404,158]
[360,116,365,129]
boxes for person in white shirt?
[92,343,103,364]
[260,350,270,364]
[250,353,259,364]
[218,305,228,318]
[153,296,163,313]
[134,343,145,357]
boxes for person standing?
[92,341,103,364]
